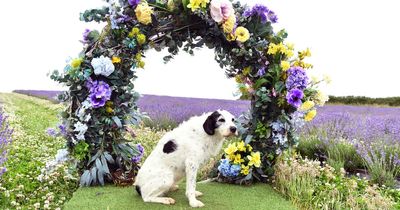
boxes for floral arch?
[51,0,326,186]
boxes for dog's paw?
[163,197,176,205]
[195,191,203,197]
[190,199,205,208]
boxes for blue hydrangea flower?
[218,159,241,177]
[286,66,309,90]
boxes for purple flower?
[87,80,112,108]
[286,66,309,90]
[82,29,91,43]
[132,144,144,163]
[243,4,278,24]
[46,128,57,137]
[128,0,140,7]
[286,88,304,108]
[0,109,13,177]
[58,124,67,136]
[258,67,266,76]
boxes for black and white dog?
[134,110,237,208]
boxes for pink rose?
[210,0,234,23]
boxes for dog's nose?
[230,126,237,133]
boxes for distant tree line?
[328,95,400,106]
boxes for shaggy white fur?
[134,110,237,208]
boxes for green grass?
[64,182,296,210]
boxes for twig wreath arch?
[51,0,328,186]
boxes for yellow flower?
[323,74,332,84]
[300,101,315,111]
[222,15,236,34]
[112,56,121,64]
[304,109,317,122]
[299,48,312,58]
[314,91,329,106]
[241,164,250,175]
[128,27,140,38]
[235,75,242,83]
[267,43,278,55]
[138,60,145,68]
[224,143,237,155]
[247,152,261,168]
[234,154,245,164]
[286,42,295,50]
[237,141,246,152]
[71,58,83,68]
[280,61,290,71]
[135,53,142,61]
[167,0,175,11]
[228,153,236,161]
[235,26,250,42]
[226,33,236,42]
[243,66,251,76]
[187,0,209,11]
[106,107,114,114]
[247,144,253,152]
[136,33,146,45]
[135,2,154,25]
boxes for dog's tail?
[135,185,142,197]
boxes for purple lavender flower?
[58,124,67,136]
[128,0,140,7]
[82,29,91,43]
[87,80,112,108]
[132,144,144,163]
[0,109,13,177]
[286,66,309,90]
[46,128,57,137]
[243,4,278,24]
[286,88,304,108]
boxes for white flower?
[33,203,40,209]
[74,122,88,140]
[55,149,69,163]
[91,55,115,77]
[84,114,91,122]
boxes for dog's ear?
[203,111,221,135]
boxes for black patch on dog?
[135,185,142,197]
[163,140,177,154]
[203,111,221,135]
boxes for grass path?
[65,182,295,210]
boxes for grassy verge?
[65,182,295,210]
[0,93,78,209]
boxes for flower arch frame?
[51,0,327,186]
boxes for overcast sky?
[1,0,399,99]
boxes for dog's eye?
[232,118,235,122]
[218,118,225,122]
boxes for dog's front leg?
[185,159,204,208]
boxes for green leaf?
[254,78,268,89]
[112,116,123,128]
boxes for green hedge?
[328,96,400,106]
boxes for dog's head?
[203,110,238,137]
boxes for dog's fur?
[134,110,237,208]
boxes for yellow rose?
[112,56,121,64]
[280,61,290,71]
[135,3,154,25]
[304,109,317,122]
[222,15,236,34]
[235,27,250,42]
[300,101,315,111]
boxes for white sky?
[1,0,399,99]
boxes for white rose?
[91,55,115,77]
